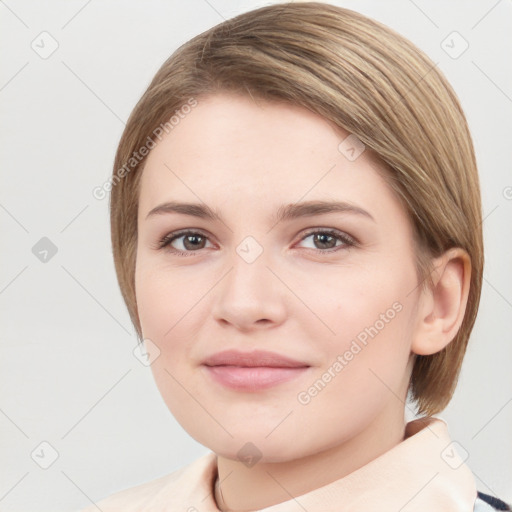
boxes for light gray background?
[1,1,511,511]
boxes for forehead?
[146,92,345,166]
[138,92,401,221]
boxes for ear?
[411,248,471,356]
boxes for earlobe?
[411,248,471,356]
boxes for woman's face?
[135,92,422,462]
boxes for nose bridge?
[212,234,286,327]
[226,234,273,300]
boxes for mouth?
[201,349,310,392]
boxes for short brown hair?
[109,2,483,416]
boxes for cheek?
[324,264,409,341]
[318,266,416,398]
[297,301,414,438]
[135,263,204,425]
[135,275,169,339]
[135,261,203,340]
[135,261,213,398]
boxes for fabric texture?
[76,416,507,512]
[475,492,511,511]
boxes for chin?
[209,440,304,464]
[195,425,314,464]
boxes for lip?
[201,349,310,392]
[202,349,309,368]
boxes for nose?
[211,249,288,331]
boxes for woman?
[79,2,510,510]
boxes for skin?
[135,92,470,510]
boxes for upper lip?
[202,349,309,368]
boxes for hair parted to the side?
[109,1,483,417]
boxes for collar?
[183,416,476,511]
[95,416,477,511]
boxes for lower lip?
[203,365,310,391]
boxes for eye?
[157,230,213,255]
[156,228,356,256]
[296,229,356,253]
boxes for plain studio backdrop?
[1,1,511,510]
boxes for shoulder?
[474,491,512,511]
[75,451,217,512]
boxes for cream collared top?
[77,416,480,511]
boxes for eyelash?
[155,228,357,257]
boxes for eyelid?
[154,226,358,255]
[154,228,215,251]
[296,228,357,249]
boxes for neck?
[214,407,407,511]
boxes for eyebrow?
[145,200,375,224]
